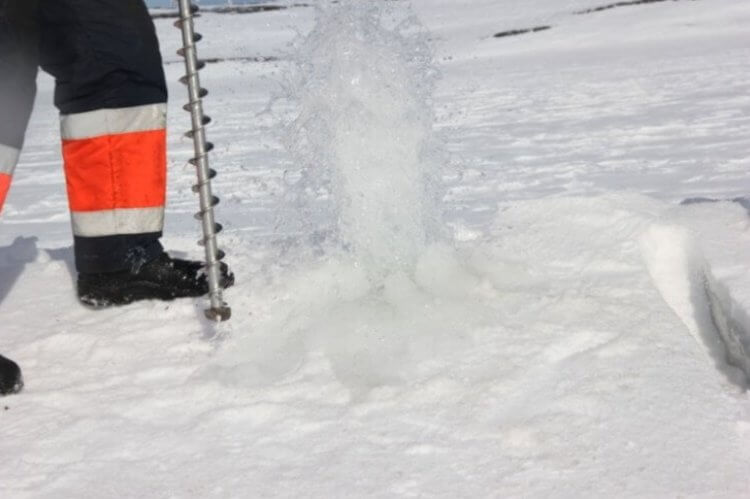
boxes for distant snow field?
[2,0,750,497]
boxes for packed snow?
[2,0,750,497]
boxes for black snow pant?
[0,0,169,273]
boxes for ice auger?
[175,0,231,322]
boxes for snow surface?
[2,0,750,497]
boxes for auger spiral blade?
[176,0,231,322]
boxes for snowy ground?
[2,0,750,497]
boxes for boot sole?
[79,273,235,309]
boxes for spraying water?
[284,0,443,279]
[214,0,498,395]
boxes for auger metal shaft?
[176,0,231,322]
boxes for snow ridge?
[641,224,749,388]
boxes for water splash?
[212,1,497,396]
[283,0,443,279]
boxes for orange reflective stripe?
[62,129,167,212]
[0,173,10,214]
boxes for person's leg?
[0,0,39,214]
[38,0,168,274]
[0,1,40,396]
[38,0,232,307]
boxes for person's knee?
[39,0,167,113]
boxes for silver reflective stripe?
[0,143,20,175]
[71,207,164,237]
[60,103,167,140]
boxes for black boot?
[77,252,234,308]
[0,355,23,396]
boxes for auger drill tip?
[205,306,232,322]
